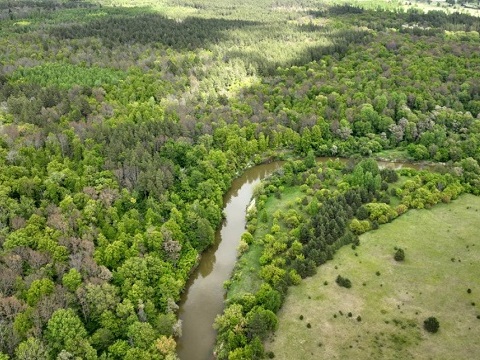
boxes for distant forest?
[0,0,479,359]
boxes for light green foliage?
[398,170,465,208]
[214,304,246,334]
[255,284,282,313]
[124,347,153,360]
[83,283,120,320]
[45,309,96,359]
[241,232,254,245]
[11,63,125,89]
[62,268,82,292]
[348,159,382,192]
[127,322,157,349]
[259,264,287,288]
[26,278,54,306]
[108,340,130,360]
[102,240,128,269]
[15,337,49,360]
[288,269,302,285]
[364,202,398,224]
[349,218,372,235]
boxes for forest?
[0,0,479,358]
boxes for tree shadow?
[49,7,260,51]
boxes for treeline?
[315,5,480,32]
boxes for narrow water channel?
[176,162,284,360]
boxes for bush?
[241,232,254,245]
[424,316,440,333]
[394,248,405,261]
[350,218,371,235]
[336,275,352,288]
[356,206,369,220]
[381,168,399,183]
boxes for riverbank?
[214,155,470,358]
[176,162,284,360]
[177,153,450,359]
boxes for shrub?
[394,248,405,261]
[336,275,352,288]
[424,317,440,333]
[350,218,371,235]
[288,270,301,285]
[380,181,389,191]
[381,168,399,183]
[237,240,249,255]
[241,232,254,245]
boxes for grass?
[265,194,480,360]
[227,186,303,299]
[375,149,412,162]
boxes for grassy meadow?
[265,194,480,359]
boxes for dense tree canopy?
[0,0,479,358]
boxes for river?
[176,161,284,360]
[176,158,428,360]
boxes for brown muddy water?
[176,161,284,360]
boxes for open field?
[265,194,480,359]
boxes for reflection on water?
[198,252,216,278]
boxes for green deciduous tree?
[15,337,49,360]
[45,308,96,359]
[62,268,82,292]
[26,278,54,307]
